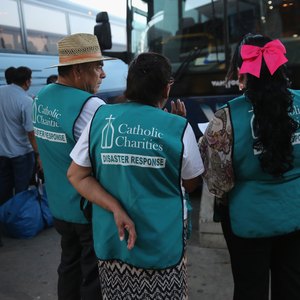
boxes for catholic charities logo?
[100,115,166,168]
[33,97,67,143]
[101,115,115,149]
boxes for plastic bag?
[0,183,53,239]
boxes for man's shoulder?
[0,84,18,100]
[0,84,12,93]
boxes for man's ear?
[23,79,31,91]
[71,64,83,83]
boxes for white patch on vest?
[34,127,67,143]
[101,153,166,168]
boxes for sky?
[69,0,126,19]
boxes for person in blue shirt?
[0,66,40,203]
[0,66,41,246]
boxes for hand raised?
[165,99,186,117]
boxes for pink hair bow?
[239,39,288,78]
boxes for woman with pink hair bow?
[200,33,300,300]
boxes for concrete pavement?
[0,191,234,300]
[0,228,58,300]
[0,228,233,300]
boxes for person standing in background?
[4,66,16,84]
[0,66,41,246]
[200,33,300,300]
[0,66,40,203]
[46,74,58,84]
[33,33,113,300]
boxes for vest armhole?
[72,95,99,142]
[227,103,236,183]
[179,120,188,185]
[88,104,106,175]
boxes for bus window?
[110,22,127,51]
[0,0,24,52]
[23,3,67,54]
[228,0,300,79]
[126,0,300,137]
[69,13,95,34]
[139,0,226,76]
[131,0,300,96]
[131,0,148,53]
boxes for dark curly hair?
[227,33,299,177]
[125,52,172,106]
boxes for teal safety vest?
[33,84,93,223]
[89,102,187,269]
[228,90,300,238]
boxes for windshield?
[131,0,299,71]
[127,0,300,137]
[129,0,300,95]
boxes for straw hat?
[49,33,114,68]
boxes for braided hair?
[227,34,299,177]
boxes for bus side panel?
[0,53,58,97]
[0,53,128,100]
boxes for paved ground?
[0,192,234,300]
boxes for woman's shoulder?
[228,94,247,105]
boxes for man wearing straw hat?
[33,33,113,300]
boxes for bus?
[96,0,300,247]
[101,0,300,138]
[0,0,128,98]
